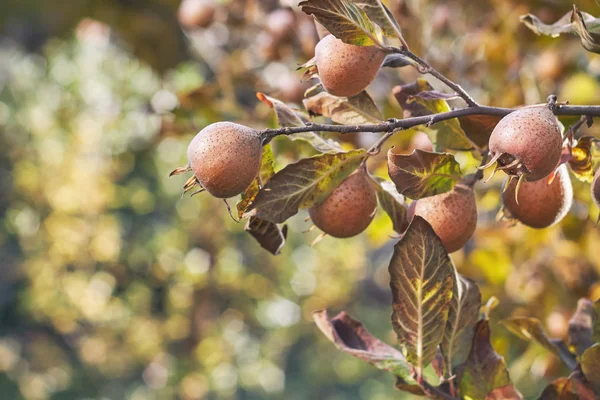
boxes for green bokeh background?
[1,1,600,399]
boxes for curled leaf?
[245,218,288,255]
[571,5,600,54]
[371,177,409,234]
[388,148,463,200]
[304,89,383,124]
[569,136,596,183]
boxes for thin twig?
[260,104,600,142]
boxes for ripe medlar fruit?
[502,164,572,229]
[308,169,378,238]
[315,35,385,98]
[408,184,477,252]
[484,106,562,182]
[186,122,262,198]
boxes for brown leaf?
[313,310,417,383]
[571,5,600,54]
[459,320,516,399]
[458,114,503,149]
[388,148,463,200]
[486,384,524,400]
[568,298,596,355]
[520,9,600,37]
[303,90,383,124]
[245,218,288,255]
[538,377,579,400]
[389,216,454,371]
[570,370,598,400]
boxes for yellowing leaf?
[371,177,409,234]
[353,0,403,39]
[244,150,367,223]
[389,216,454,370]
[387,148,463,200]
[299,0,380,46]
[581,344,600,392]
[303,90,383,125]
[569,136,596,183]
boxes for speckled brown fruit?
[592,168,600,209]
[502,164,572,228]
[266,9,296,43]
[315,35,385,98]
[487,106,562,182]
[408,184,477,252]
[178,0,216,29]
[187,122,262,198]
[308,170,377,238]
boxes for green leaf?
[389,216,454,371]
[244,150,367,223]
[387,148,463,200]
[313,310,417,383]
[459,320,515,400]
[304,89,383,124]
[568,298,596,355]
[256,92,343,153]
[440,272,481,374]
[499,317,577,370]
[259,143,276,184]
[299,0,380,46]
[538,377,579,400]
[371,177,409,234]
[394,79,473,151]
[581,344,600,392]
[520,8,600,37]
[572,6,600,54]
[353,0,403,39]
[245,218,288,255]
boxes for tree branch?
[260,104,600,143]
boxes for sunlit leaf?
[388,148,463,200]
[571,6,600,54]
[237,178,260,219]
[245,217,288,255]
[313,310,417,383]
[299,0,380,46]
[303,89,383,124]
[389,216,454,370]
[257,92,342,153]
[500,317,577,370]
[371,177,409,234]
[236,144,276,219]
[569,136,596,183]
[244,150,367,223]
[538,377,579,400]
[353,0,403,39]
[581,344,600,392]
[441,272,481,373]
[458,114,503,148]
[568,298,596,355]
[459,320,515,400]
[394,79,473,151]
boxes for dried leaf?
[572,6,600,54]
[257,92,342,153]
[353,0,403,39]
[245,218,288,255]
[299,0,380,46]
[569,136,596,183]
[568,298,596,355]
[581,344,600,392]
[371,177,409,234]
[236,144,276,219]
[441,273,481,373]
[458,114,503,149]
[237,178,260,219]
[412,90,460,101]
[389,216,454,370]
[304,90,383,124]
[459,320,514,400]
[593,299,600,342]
[538,377,579,400]
[570,370,598,400]
[313,310,417,383]
[394,79,473,151]
[244,150,367,223]
[520,9,600,37]
[500,317,577,370]
[388,148,463,200]
[382,53,414,68]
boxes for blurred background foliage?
[1,0,600,399]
